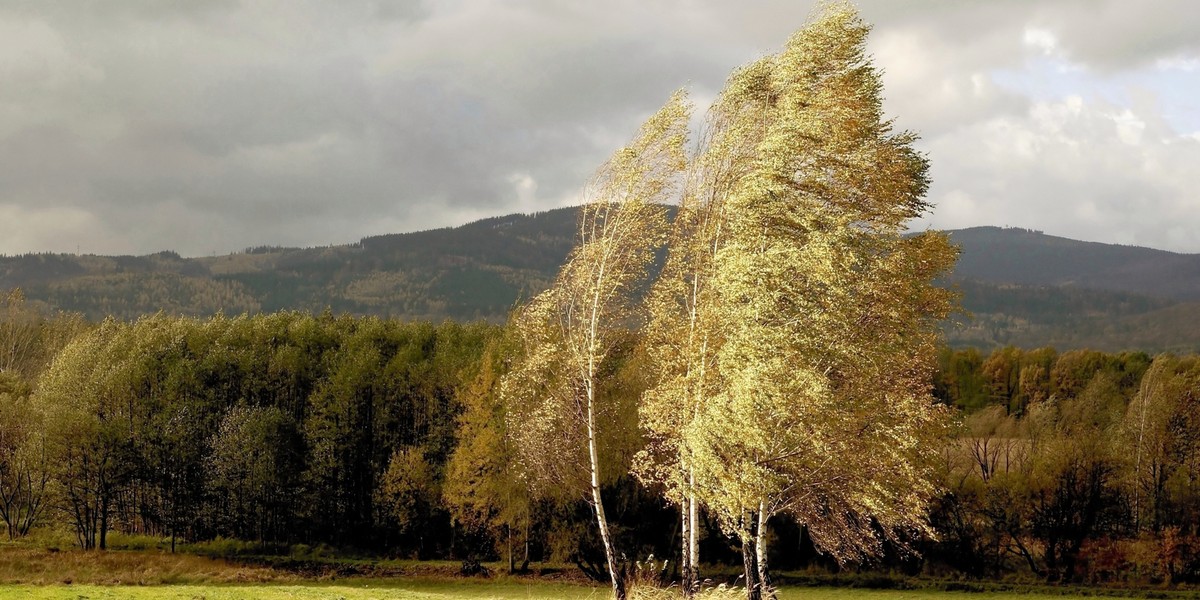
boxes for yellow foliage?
[637,2,958,568]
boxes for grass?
[2,542,1199,600]
[0,579,597,599]
[0,583,1197,600]
[0,547,290,585]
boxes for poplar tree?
[502,93,689,600]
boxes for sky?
[0,0,1197,257]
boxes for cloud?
[0,0,1195,257]
[1023,27,1060,57]
[917,94,1200,252]
[1025,0,1200,70]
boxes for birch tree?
[634,59,772,598]
[503,93,689,600]
[649,5,959,599]
[1123,355,1200,534]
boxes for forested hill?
[948,226,1200,300]
[944,227,1200,352]
[0,208,581,323]
[2,209,1199,352]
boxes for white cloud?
[921,93,1200,252]
[1111,109,1147,145]
[1023,27,1060,57]
[1156,55,1200,72]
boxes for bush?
[19,526,79,552]
[186,537,269,558]
[103,532,170,552]
[1077,537,1131,584]
[1124,529,1200,585]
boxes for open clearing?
[0,582,1187,600]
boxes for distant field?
[0,582,1188,600]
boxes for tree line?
[0,291,696,570]
[932,346,1200,584]
[7,292,1200,588]
[1,295,495,554]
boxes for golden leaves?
[502,92,691,498]
[505,2,958,568]
[632,2,959,561]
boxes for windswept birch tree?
[701,5,956,599]
[634,60,772,598]
[503,93,689,600]
[638,5,957,600]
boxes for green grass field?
[0,581,1188,600]
[0,545,1194,600]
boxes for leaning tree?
[502,94,689,600]
[639,4,957,599]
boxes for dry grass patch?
[0,580,602,600]
[0,547,291,585]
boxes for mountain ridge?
[947,226,1200,301]
[3,208,1199,352]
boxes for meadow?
[0,581,1196,600]
[6,544,1200,600]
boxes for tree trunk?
[681,490,693,599]
[522,521,531,572]
[587,384,625,600]
[507,525,515,573]
[1009,530,1041,578]
[741,511,762,600]
[593,492,625,600]
[99,505,108,550]
[756,504,775,600]
[99,484,110,551]
[170,489,178,554]
[691,480,700,597]
[3,500,13,541]
[1044,535,1059,581]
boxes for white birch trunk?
[587,379,624,600]
[756,502,775,600]
[687,471,699,596]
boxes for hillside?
[3,211,1199,352]
[1,208,580,323]
[942,227,1200,351]
[948,226,1200,300]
